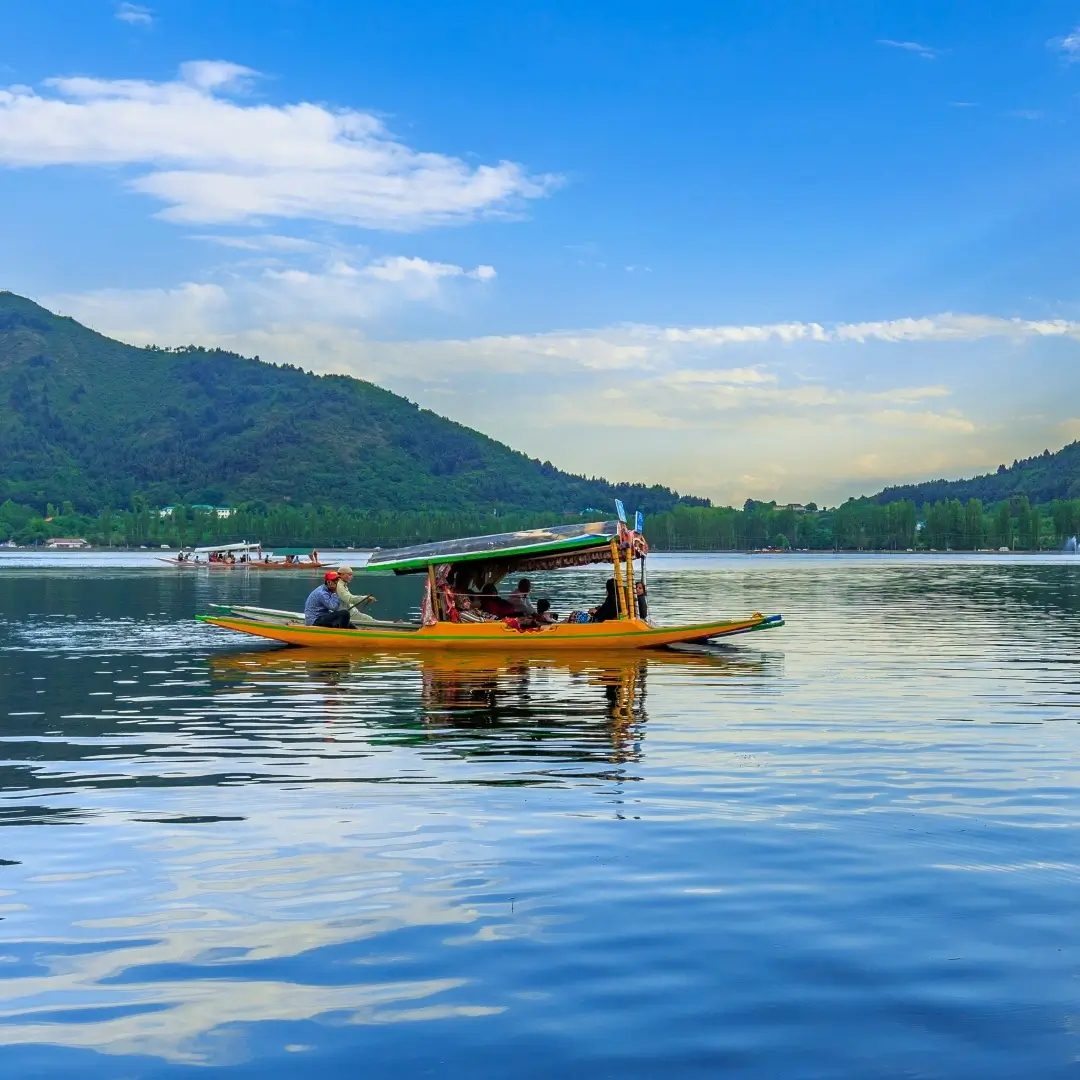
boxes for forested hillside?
[7,490,1078,550]
[874,444,1080,506]
[0,292,704,515]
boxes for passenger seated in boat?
[635,581,648,620]
[591,578,619,622]
[334,565,376,625]
[304,571,351,628]
[478,583,516,618]
[507,598,557,630]
[457,594,495,622]
[508,578,536,616]
[529,599,557,626]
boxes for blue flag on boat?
[615,499,627,524]
[635,510,644,534]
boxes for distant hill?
[874,443,1080,507]
[0,292,707,515]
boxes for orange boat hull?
[196,613,782,650]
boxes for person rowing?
[334,565,377,626]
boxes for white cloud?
[660,367,778,385]
[1050,26,1080,59]
[47,253,496,344]
[50,278,1080,383]
[827,313,1080,343]
[362,255,494,284]
[877,39,941,60]
[115,2,153,25]
[189,233,326,254]
[866,409,976,433]
[0,62,557,229]
[419,312,1080,372]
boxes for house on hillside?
[159,505,234,519]
[45,538,89,550]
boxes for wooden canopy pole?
[625,544,635,620]
[609,538,626,618]
[427,563,439,621]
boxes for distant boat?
[158,542,324,569]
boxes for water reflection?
[4,561,1080,1078]
[206,649,769,772]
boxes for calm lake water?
[1,552,1079,1078]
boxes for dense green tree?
[994,502,1012,549]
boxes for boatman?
[335,565,377,625]
[304,571,351,628]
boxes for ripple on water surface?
[0,556,1079,1078]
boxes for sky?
[3,1,1080,507]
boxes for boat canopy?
[366,520,645,575]
[188,541,262,555]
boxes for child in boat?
[535,599,557,624]
[514,599,557,630]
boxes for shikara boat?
[252,547,325,571]
[198,517,784,651]
[160,543,324,569]
[158,541,264,567]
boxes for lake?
[1,553,1078,1078]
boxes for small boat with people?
[160,543,323,569]
[198,508,783,651]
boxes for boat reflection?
[207,647,772,770]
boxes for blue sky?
[4,1,1080,505]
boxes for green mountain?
[0,292,706,515]
[873,443,1080,507]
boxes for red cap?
[324,571,339,583]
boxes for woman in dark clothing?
[478,583,517,618]
[591,578,619,622]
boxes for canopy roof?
[366,521,631,575]
[188,541,262,555]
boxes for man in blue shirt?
[304,572,351,628]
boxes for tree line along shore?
[1,494,1077,553]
